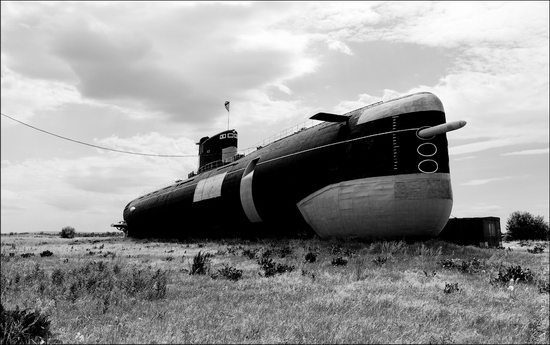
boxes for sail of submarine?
[114,92,466,239]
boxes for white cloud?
[366,2,548,49]
[327,40,354,55]
[1,2,321,126]
[451,155,476,161]
[451,202,505,219]
[94,132,197,158]
[501,148,549,156]
[449,137,535,156]
[0,66,81,122]
[332,90,403,114]
[460,177,510,186]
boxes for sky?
[1,1,548,234]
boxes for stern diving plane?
[113,92,466,239]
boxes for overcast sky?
[1,1,548,234]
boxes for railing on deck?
[238,119,319,156]
[138,118,323,197]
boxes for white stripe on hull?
[240,159,262,223]
[193,172,227,202]
[297,173,452,238]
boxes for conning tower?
[197,129,238,173]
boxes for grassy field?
[1,232,549,344]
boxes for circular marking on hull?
[417,143,437,157]
[416,126,434,140]
[418,159,438,174]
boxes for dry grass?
[1,233,548,344]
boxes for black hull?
[123,92,456,239]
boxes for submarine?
[113,92,466,239]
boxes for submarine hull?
[123,92,456,239]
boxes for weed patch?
[538,280,550,294]
[373,256,388,266]
[277,245,293,258]
[439,257,485,274]
[40,250,53,257]
[414,244,442,257]
[527,245,545,254]
[3,260,169,305]
[242,248,259,260]
[331,257,348,266]
[213,265,243,281]
[260,249,273,259]
[353,257,367,281]
[490,265,535,285]
[189,251,212,275]
[0,304,57,344]
[257,257,294,277]
[301,269,315,281]
[443,282,461,294]
[123,268,168,300]
[304,252,317,263]
[370,241,408,255]
[227,245,243,255]
[50,268,64,287]
[423,270,437,277]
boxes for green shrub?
[0,304,54,344]
[60,226,76,239]
[506,211,549,240]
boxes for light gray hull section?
[297,173,453,238]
